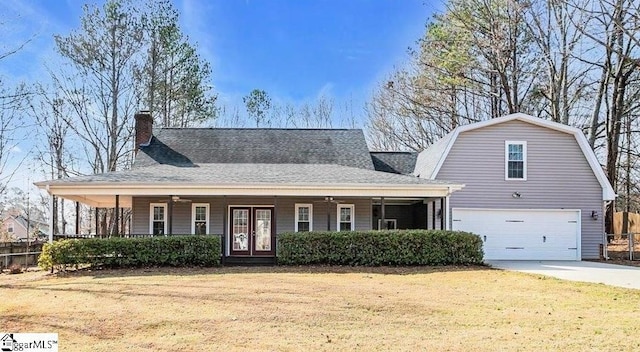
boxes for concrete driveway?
[487,260,640,290]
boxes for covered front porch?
[35,163,464,262]
[38,194,452,257]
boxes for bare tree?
[30,84,78,235]
[524,0,590,125]
[0,83,30,192]
[566,0,640,231]
[0,22,33,193]
[54,0,143,174]
[51,0,144,235]
[136,0,217,128]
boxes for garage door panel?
[483,247,578,261]
[452,209,580,261]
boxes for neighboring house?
[35,112,614,262]
[2,213,49,242]
[414,113,615,260]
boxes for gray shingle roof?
[41,163,452,186]
[370,152,418,175]
[134,128,375,170]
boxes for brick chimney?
[134,111,153,153]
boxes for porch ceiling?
[59,195,133,208]
[41,184,459,208]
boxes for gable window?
[149,203,167,235]
[192,203,210,235]
[505,141,527,180]
[337,204,355,231]
[6,223,13,233]
[295,204,313,232]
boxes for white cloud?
[10,146,22,153]
[316,82,334,100]
[179,0,218,71]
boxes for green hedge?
[38,235,222,271]
[276,230,483,266]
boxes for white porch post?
[114,195,120,236]
[380,197,386,230]
[222,196,227,259]
[432,201,436,230]
[75,201,80,235]
[445,195,451,230]
[48,194,54,243]
[441,198,445,230]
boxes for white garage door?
[451,208,580,260]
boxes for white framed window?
[505,141,527,180]
[7,223,13,233]
[192,203,210,235]
[337,204,355,231]
[295,204,313,232]
[149,203,167,235]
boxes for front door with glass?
[229,207,274,256]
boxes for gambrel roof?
[413,113,616,200]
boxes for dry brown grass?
[2,266,640,351]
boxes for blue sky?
[194,0,440,106]
[0,0,441,189]
[2,0,441,122]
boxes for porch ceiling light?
[512,192,521,198]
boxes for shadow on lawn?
[48,264,491,279]
[0,265,492,306]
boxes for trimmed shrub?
[276,230,483,266]
[38,235,222,271]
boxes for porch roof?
[35,163,464,208]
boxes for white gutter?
[41,183,464,198]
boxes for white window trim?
[149,203,168,235]
[7,223,13,233]
[505,141,527,180]
[191,203,210,235]
[294,203,313,232]
[337,204,355,231]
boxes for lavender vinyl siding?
[435,120,605,259]
[132,196,372,235]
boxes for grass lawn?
[1,266,640,351]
